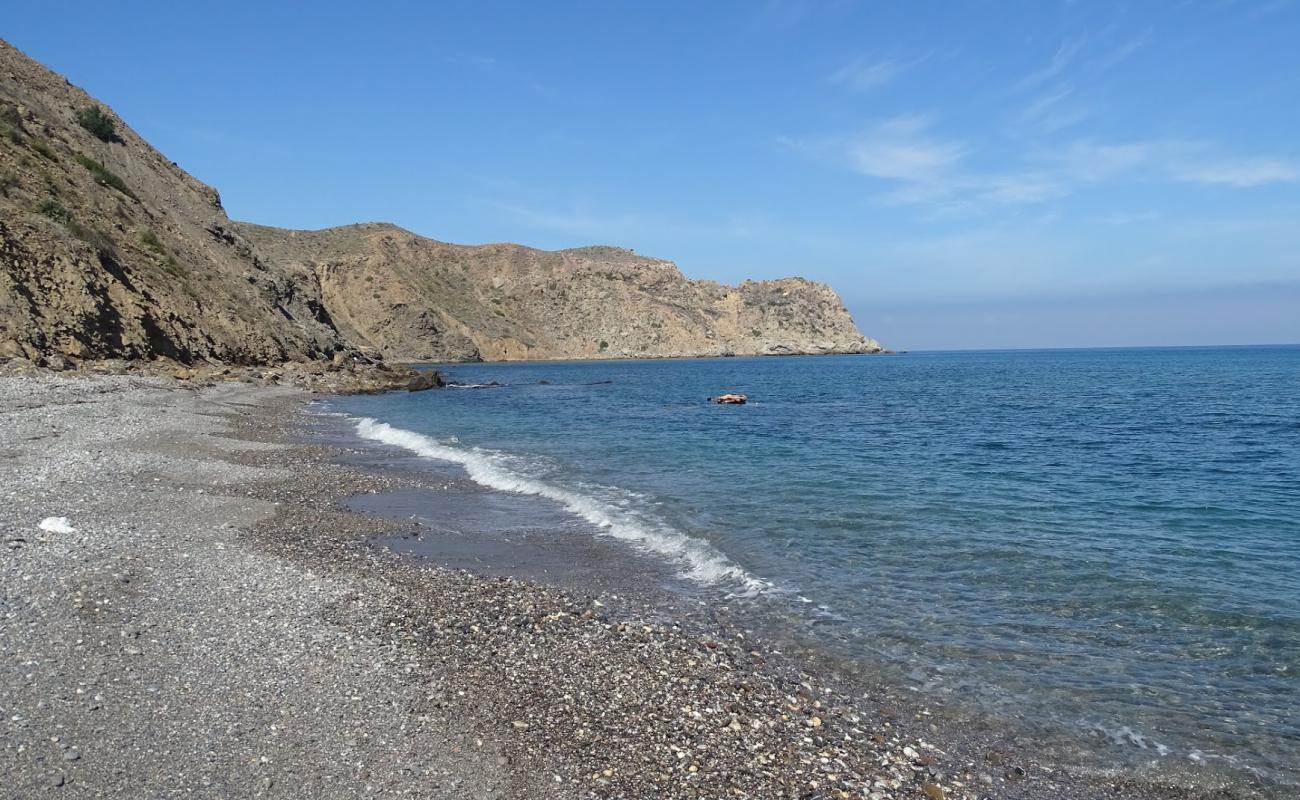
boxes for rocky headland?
[0,37,879,386]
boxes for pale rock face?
[238,223,883,363]
[0,37,880,368]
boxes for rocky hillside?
[0,37,879,372]
[239,222,881,362]
[0,39,358,370]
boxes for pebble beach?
[0,375,1257,799]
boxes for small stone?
[62,750,80,762]
[921,783,945,800]
[50,774,65,787]
[511,720,529,730]
[806,716,822,728]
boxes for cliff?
[0,39,351,368]
[238,222,881,362]
[0,37,879,374]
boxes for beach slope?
[0,376,1218,799]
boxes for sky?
[6,0,1300,350]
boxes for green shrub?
[140,229,164,253]
[74,154,136,199]
[36,198,116,255]
[38,198,70,223]
[161,255,187,278]
[75,105,119,142]
[0,173,16,197]
[71,223,117,256]
[598,340,609,352]
[29,137,58,161]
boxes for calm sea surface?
[323,346,1300,788]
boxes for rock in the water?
[405,370,443,392]
[711,393,747,405]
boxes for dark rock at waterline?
[406,371,443,392]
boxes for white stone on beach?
[38,516,75,534]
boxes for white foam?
[353,417,772,594]
[1084,721,1172,756]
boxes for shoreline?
[0,375,1265,798]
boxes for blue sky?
[7,1,1299,349]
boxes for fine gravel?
[0,375,1255,799]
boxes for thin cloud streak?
[829,53,928,90]
[1173,158,1300,187]
[784,116,1300,213]
[1013,38,1086,91]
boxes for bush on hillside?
[75,105,119,142]
[74,153,136,199]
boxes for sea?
[317,346,1300,792]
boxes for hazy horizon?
[6,1,1299,350]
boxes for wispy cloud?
[784,117,1299,213]
[829,54,927,91]
[1014,38,1086,91]
[842,114,967,181]
[1053,140,1300,187]
[1090,33,1150,73]
[1016,86,1090,132]
[1172,158,1300,187]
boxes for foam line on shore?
[353,417,772,594]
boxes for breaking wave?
[353,417,772,595]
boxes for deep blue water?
[324,346,1300,786]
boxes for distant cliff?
[0,37,879,372]
[238,222,882,362]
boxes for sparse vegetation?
[74,154,136,199]
[161,255,187,278]
[599,340,609,352]
[37,198,70,223]
[36,197,116,255]
[0,172,17,198]
[0,104,23,143]
[75,105,119,142]
[141,230,186,278]
[29,136,58,161]
[140,229,164,253]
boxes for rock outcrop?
[239,222,882,363]
[0,37,880,376]
[0,39,350,368]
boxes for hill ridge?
[0,37,880,370]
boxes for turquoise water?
[325,346,1300,786]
